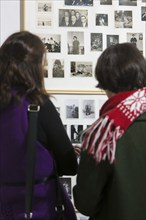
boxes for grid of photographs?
[51,93,107,219]
[23,0,146,91]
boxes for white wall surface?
[0,0,20,45]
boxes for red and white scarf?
[81,88,146,164]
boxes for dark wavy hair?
[95,43,146,93]
[0,31,48,110]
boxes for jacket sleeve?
[73,150,112,217]
[37,98,78,176]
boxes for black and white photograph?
[96,14,108,26]
[127,33,143,54]
[65,99,79,118]
[59,9,88,27]
[65,0,93,6]
[52,59,64,78]
[40,34,61,53]
[37,15,52,27]
[119,0,137,6]
[107,35,119,47]
[59,177,72,199]
[82,99,95,118]
[115,10,132,28]
[70,125,84,143]
[141,7,146,21]
[91,33,103,51]
[100,0,112,5]
[68,31,84,55]
[70,61,92,77]
[37,2,52,12]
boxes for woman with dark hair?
[73,43,146,220]
[0,31,78,219]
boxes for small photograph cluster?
[32,0,146,87]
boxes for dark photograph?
[91,33,103,51]
[59,177,72,199]
[106,35,119,47]
[65,0,93,6]
[70,125,84,143]
[96,14,108,26]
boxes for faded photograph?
[70,61,92,77]
[52,59,64,78]
[91,33,103,51]
[96,14,108,26]
[59,177,72,199]
[66,99,79,118]
[37,15,52,27]
[82,100,95,118]
[127,33,143,54]
[115,10,132,28]
[59,9,88,27]
[37,2,52,12]
[67,31,84,55]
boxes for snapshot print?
[106,35,119,47]
[65,0,93,6]
[37,1,53,27]
[52,59,64,78]
[39,34,61,53]
[141,7,146,21]
[127,33,143,54]
[67,31,84,55]
[59,177,72,199]
[70,61,92,77]
[119,0,137,6]
[91,33,103,51]
[82,99,95,118]
[65,99,79,119]
[59,9,88,27]
[96,14,108,26]
[70,125,84,143]
[115,10,132,28]
[100,0,112,5]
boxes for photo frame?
[20,0,146,94]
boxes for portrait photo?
[67,31,84,55]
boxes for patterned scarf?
[81,88,146,164]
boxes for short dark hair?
[0,31,48,109]
[95,43,146,93]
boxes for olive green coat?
[73,112,146,220]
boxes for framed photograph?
[21,0,146,94]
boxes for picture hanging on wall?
[21,0,145,94]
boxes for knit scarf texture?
[81,88,146,163]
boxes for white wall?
[0,0,20,45]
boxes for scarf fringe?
[82,116,124,164]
